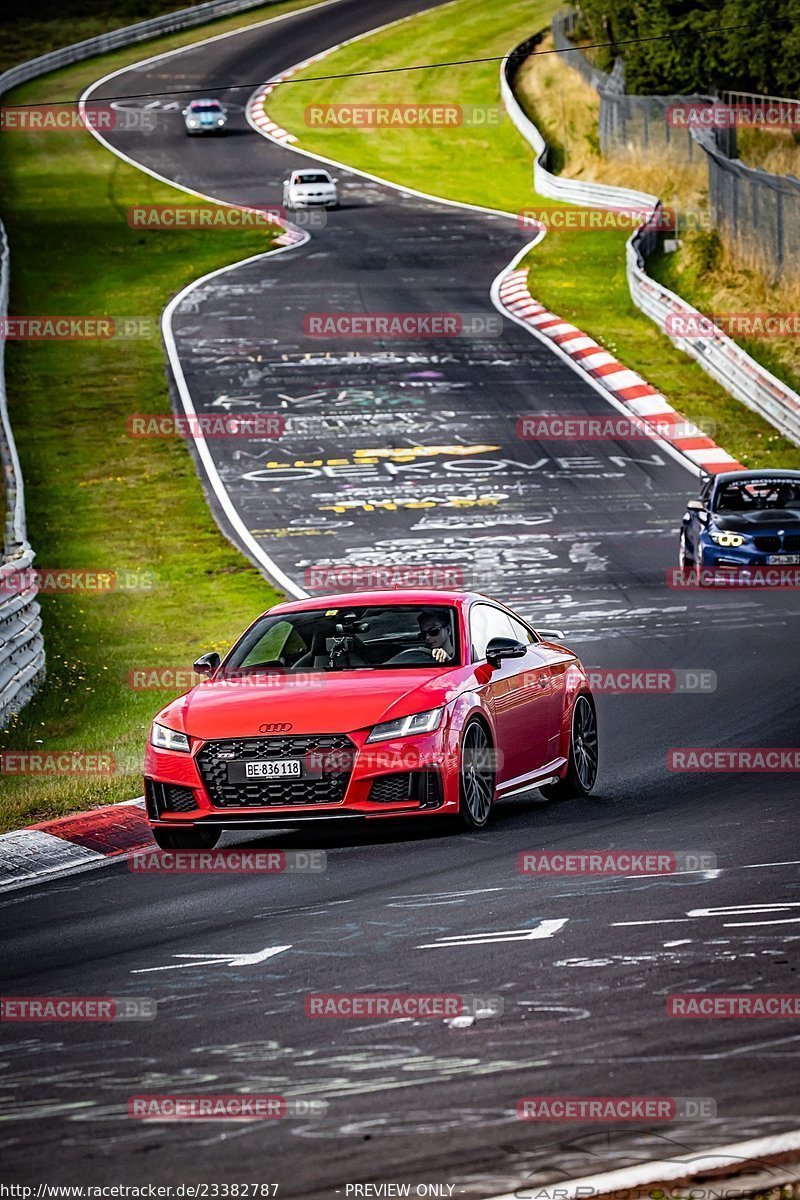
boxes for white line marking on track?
[724,917,800,927]
[417,918,567,948]
[132,944,291,972]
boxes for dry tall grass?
[515,35,800,381]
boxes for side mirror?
[193,651,220,677]
[536,628,565,641]
[486,637,527,667]
[687,499,706,512]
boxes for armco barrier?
[0,0,287,728]
[0,222,45,728]
[0,0,283,95]
[501,40,800,448]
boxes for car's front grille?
[368,771,443,810]
[369,774,414,804]
[754,535,782,552]
[163,785,198,812]
[783,535,800,552]
[196,735,355,808]
[144,779,198,817]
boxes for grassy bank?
[265,0,800,472]
[0,0,320,832]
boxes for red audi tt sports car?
[144,590,598,848]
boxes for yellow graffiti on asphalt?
[255,445,499,469]
[319,496,504,513]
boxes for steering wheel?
[385,647,439,666]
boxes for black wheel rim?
[572,696,598,792]
[462,723,493,824]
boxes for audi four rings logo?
[259,722,293,733]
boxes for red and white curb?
[498,268,744,475]
[485,1128,800,1200]
[246,46,340,135]
[0,798,152,891]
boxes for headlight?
[150,722,191,752]
[217,119,225,126]
[187,119,198,127]
[367,707,444,743]
[709,529,746,547]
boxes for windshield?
[294,173,331,184]
[190,101,222,111]
[224,606,460,673]
[715,478,800,512]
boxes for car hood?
[156,670,455,739]
[711,509,800,532]
[291,182,335,192]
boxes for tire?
[539,694,598,801]
[458,719,495,829]
[151,826,220,850]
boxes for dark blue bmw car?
[680,469,800,575]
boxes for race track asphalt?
[2,0,799,1193]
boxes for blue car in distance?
[679,469,800,576]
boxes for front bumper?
[699,539,800,571]
[287,194,337,208]
[144,721,461,827]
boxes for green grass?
[265,0,800,472]
[0,0,324,832]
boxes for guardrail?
[0,221,45,729]
[501,41,800,449]
[0,0,281,95]
[0,0,286,729]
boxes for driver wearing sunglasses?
[418,611,455,664]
